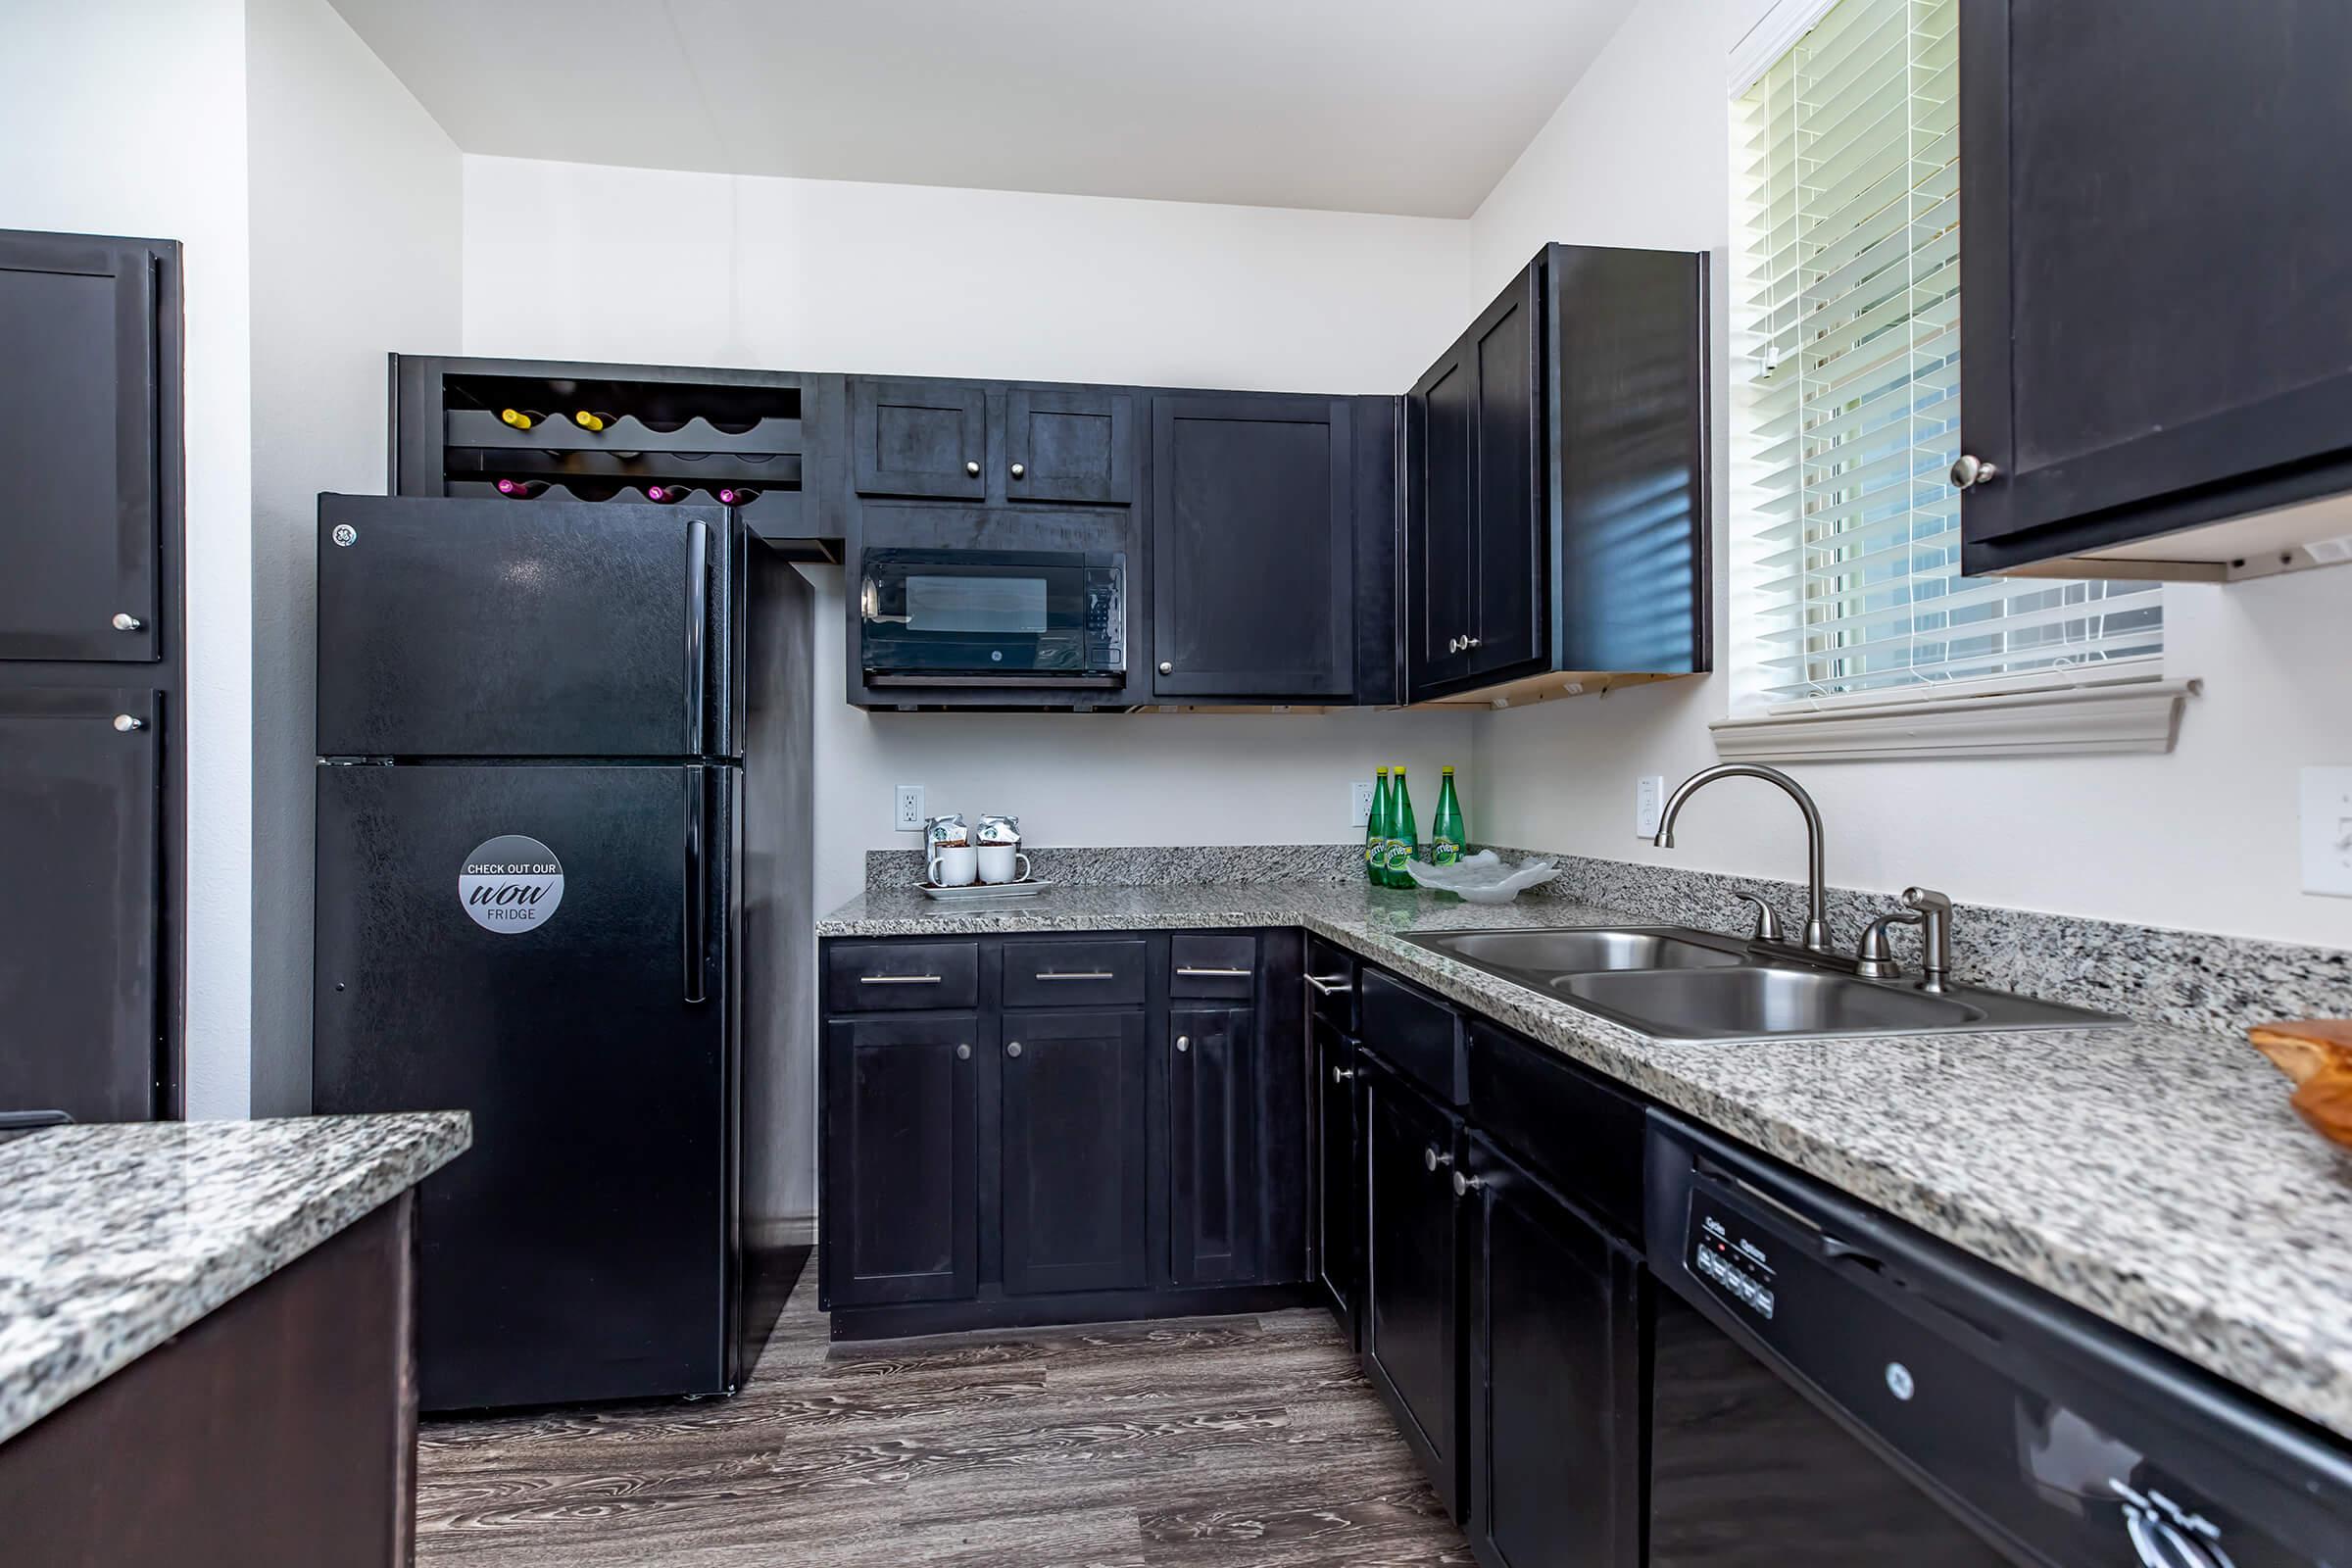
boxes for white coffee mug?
[928,845,977,887]
[977,846,1031,885]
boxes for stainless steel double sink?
[1404,925,2120,1043]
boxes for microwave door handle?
[684,519,710,756]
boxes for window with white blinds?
[1730,0,2160,709]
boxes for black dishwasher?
[1644,1112,2352,1567]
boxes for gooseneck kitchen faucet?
[1653,762,1833,954]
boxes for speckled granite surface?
[819,880,2352,1439]
[866,842,1363,890]
[0,1112,470,1444]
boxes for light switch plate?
[1350,779,1377,828]
[893,784,926,833]
[2300,767,2352,897]
[1636,775,1666,838]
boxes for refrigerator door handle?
[684,519,710,756]
[682,765,709,1004]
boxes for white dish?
[917,877,1055,902]
[1403,852,1558,905]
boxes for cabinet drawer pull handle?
[1950,453,2000,489]
[1424,1146,1453,1172]
[112,713,146,733]
[1009,462,1026,479]
[1175,1035,1190,1054]
[964,460,981,477]
[1451,1170,1483,1198]
[1006,1041,1022,1057]
[1035,970,1115,982]
[112,612,144,632]
[1176,966,1252,978]
[859,973,943,985]
[1330,1065,1356,1084]
[1304,973,1350,997]
[956,1043,971,1059]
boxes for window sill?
[1708,676,2194,762]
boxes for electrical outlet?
[893,784,926,833]
[1636,774,1666,838]
[2300,767,2352,897]
[1350,779,1377,828]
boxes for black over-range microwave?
[858,548,1126,685]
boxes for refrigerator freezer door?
[314,760,733,1410]
[316,495,737,760]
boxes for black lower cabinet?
[1170,1004,1257,1286]
[1462,1134,1642,1568]
[1361,1054,1465,1515]
[821,1015,979,1307]
[1000,1009,1151,1296]
[1311,1016,1362,1343]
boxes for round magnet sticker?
[459,835,564,933]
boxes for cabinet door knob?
[1158,661,1173,675]
[1451,1170,1484,1198]
[1446,635,1461,654]
[1330,1065,1355,1084]
[112,713,145,733]
[964,460,981,477]
[1950,454,2000,489]
[1009,462,1026,479]
[1424,1146,1452,1172]
[1463,636,1481,650]
[1005,1041,1022,1057]
[111,612,143,632]
[956,1043,971,1059]
[1175,1035,1190,1054]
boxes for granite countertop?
[821,881,2352,1441]
[0,1111,470,1445]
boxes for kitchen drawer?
[1170,934,1257,999]
[825,940,981,1011]
[1002,938,1149,1008]
[1304,936,1357,1031]
[1360,968,1460,1104]
[1464,1016,1645,1242]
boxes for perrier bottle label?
[1364,767,1391,884]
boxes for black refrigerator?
[313,493,772,1413]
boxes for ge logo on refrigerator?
[459,835,564,933]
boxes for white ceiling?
[327,0,1638,218]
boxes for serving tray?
[916,877,1056,903]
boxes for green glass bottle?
[1364,767,1391,886]
[1432,766,1466,866]
[1387,763,1419,886]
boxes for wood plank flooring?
[416,1267,1472,1567]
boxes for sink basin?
[1402,922,2124,1042]
[1414,928,1743,976]
[1554,965,1985,1040]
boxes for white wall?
[461,156,1480,916]
[1458,0,2352,951]
[0,0,257,1116]
[246,0,463,1114]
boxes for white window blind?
[1730,0,2160,709]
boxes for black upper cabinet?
[0,689,159,1122]
[0,231,164,663]
[1000,1009,1152,1296]
[1409,266,1544,694]
[1006,388,1134,506]
[1405,246,1708,704]
[1958,1,2352,578]
[1361,1054,1464,1517]
[1462,1134,1641,1568]
[1169,1004,1259,1286]
[851,377,989,501]
[1151,395,1354,702]
[821,1015,980,1308]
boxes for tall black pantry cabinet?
[0,228,183,1122]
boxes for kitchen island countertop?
[821,879,2352,1441]
[0,1111,470,1444]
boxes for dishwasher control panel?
[1691,1204,1777,1320]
